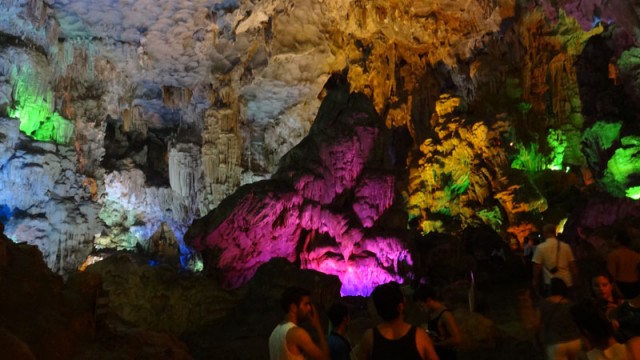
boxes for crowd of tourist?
[531,223,640,360]
[268,222,640,360]
[268,282,453,360]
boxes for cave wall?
[0,0,639,292]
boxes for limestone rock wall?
[0,0,639,290]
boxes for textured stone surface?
[186,82,412,295]
[0,0,639,293]
[84,253,242,334]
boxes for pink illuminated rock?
[353,172,396,228]
[186,80,412,295]
[189,185,304,288]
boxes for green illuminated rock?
[8,70,74,144]
[603,136,640,197]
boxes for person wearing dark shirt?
[358,282,438,360]
[414,285,461,360]
[327,302,352,360]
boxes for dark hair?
[372,282,404,321]
[590,271,623,302]
[280,286,311,313]
[413,285,439,302]
[549,278,568,297]
[542,224,557,238]
[617,230,631,247]
[571,299,615,347]
[328,302,349,327]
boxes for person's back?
[371,322,421,360]
[532,224,578,297]
[358,282,438,360]
[608,231,640,298]
[534,238,575,285]
[327,332,351,360]
[608,247,640,280]
[327,302,352,360]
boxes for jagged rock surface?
[0,0,639,291]
[186,82,411,295]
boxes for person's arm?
[357,329,373,360]
[625,336,640,359]
[289,327,329,360]
[532,262,543,296]
[436,311,461,347]
[290,304,329,360]
[415,327,439,360]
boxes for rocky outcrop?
[0,228,94,360]
[0,118,100,273]
[84,253,242,335]
[0,0,639,290]
[183,257,341,359]
[186,79,412,295]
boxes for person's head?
[280,286,313,322]
[590,272,617,302]
[327,302,349,330]
[525,234,535,245]
[413,285,441,311]
[549,278,569,297]
[542,224,557,239]
[617,230,631,247]
[571,299,615,348]
[371,282,405,322]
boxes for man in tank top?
[269,286,330,360]
[358,282,439,360]
[414,285,461,360]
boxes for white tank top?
[268,322,305,360]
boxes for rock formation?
[0,0,639,294]
[186,76,412,295]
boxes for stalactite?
[201,106,242,206]
[162,86,193,109]
[168,143,201,198]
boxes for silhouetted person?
[414,285,461,360]
[269,286,329,360]
[533,224,578,297]
[607,231,640,299]
[571,299,628,359]
[611,262,640,358]
[358,282,438,360]
[590,271,623,317]
[327,302,352,360]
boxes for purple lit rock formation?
[186,78,411,296]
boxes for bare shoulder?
[287,326,311,342]
[415,327,438,360]
[415,326,429,342]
